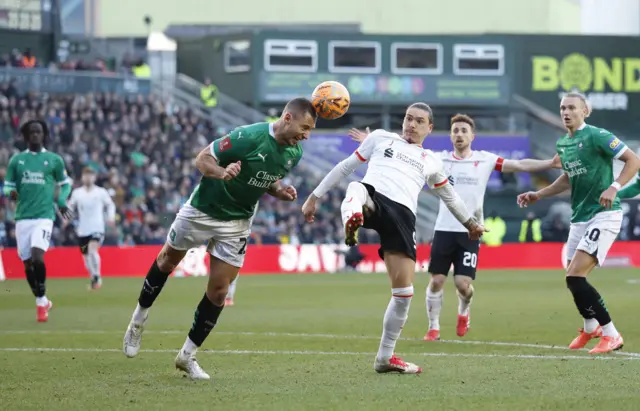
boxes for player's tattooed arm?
[195,145,241,180]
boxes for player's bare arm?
[501,154,562,173]
[517,173,570,208]
[267,181,297,202]
[600,149,640,208]
[195,145,241,180]
[348,127,371,143]
[433,182,487,240]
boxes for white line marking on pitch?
[0,347,636,361]
[1,329,638,358]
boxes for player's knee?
[30,248,45,264]
[157,244,186,272]
[453,275,472,291]
[429,275,446,291]
[205,280,229,305]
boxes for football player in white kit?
[350,114,560,341]
[68,167,116,289]
[422,114,560,340]
[302,103,486,374]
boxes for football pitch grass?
[2,269,640,410]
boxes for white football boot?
[123,315,147,358]
[175,350,211,380]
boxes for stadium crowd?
[0,85,375,248]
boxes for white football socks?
[180,336,198,356]
[601,321,619,337]
[377,286,413,360]
[426,288,443,330]
[132,303,148,325]
[227,276,238,300]
[457,284,474,317]
[583,318,599,334]
[341,182,372,226]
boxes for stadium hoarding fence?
[1,242,638,280]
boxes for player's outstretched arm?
[302,153,363,222]
[195,145,241,180]
[501,154,562,173]
[517,173,570,208]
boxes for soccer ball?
[311,81,351,120]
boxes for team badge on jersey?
[219,137,232,152]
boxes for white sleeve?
[102,188,116,222]
[485,151,505,172]
[426,156,471,224]
[354,130,384,161]
[425,154,449,189]
[312,154,363,198]
[432,183,472,224]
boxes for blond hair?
[564,92,592,118]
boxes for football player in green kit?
[123,98,317,380]
[4,120,72,322]
[518,92,640,354]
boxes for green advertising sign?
[258,72,509,106]
[517,35,640,135]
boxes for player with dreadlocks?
[4,120,72,322]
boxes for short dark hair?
[408,102,433,124]
[284,98,317,120]
[82,166,96,175]
[450,113,475,131]
[20,119,49,143]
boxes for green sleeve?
[592,129,627,160]
[3,155,17,196]
[619,180,640,199]
[210,127,256,164]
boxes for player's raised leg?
[225,274,238,306]
[375,251,421,374]
[123,242,187,357]
[341,181,374,246]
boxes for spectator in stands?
[542,215,570,242]
[200,78,218,109]
[519,211,542,243]
[0,87,357,247]
[482,210,506,246]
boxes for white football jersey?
[356,129,448,216]
[68,185,116,237]
[434,150,504,232]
